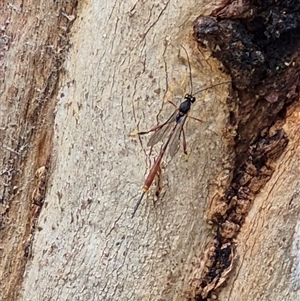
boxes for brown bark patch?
[0,1,78,300]
[190,1,300,299]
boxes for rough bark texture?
[191,2,300,299]
[20,1,232,300]
[0,0,299,301]
[0,1,77,300]
[220,102,300,301]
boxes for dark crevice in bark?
[190,1,300,299]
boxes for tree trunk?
[20,1,232,300]
[0,1,77,300]
[219,102,300,301]
[1,1,299,301]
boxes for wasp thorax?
[179,99,191,114]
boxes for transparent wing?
[168,115,187,157]
[147,111,177,147]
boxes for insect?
[130,46,230,218]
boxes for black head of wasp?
[130,45,231,218]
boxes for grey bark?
[20,1,232,300]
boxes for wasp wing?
[168,115,187,158]
[147,111,177,147]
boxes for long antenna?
[193,81,231,96]
[180,45,193,95]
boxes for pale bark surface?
[20,0,232,300]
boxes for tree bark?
[19,1,232,300]
[1,0,299,301]
[219,102,300,301]
[0,1,76,300]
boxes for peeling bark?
[192,1,300,299]
[0,1,77,300]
